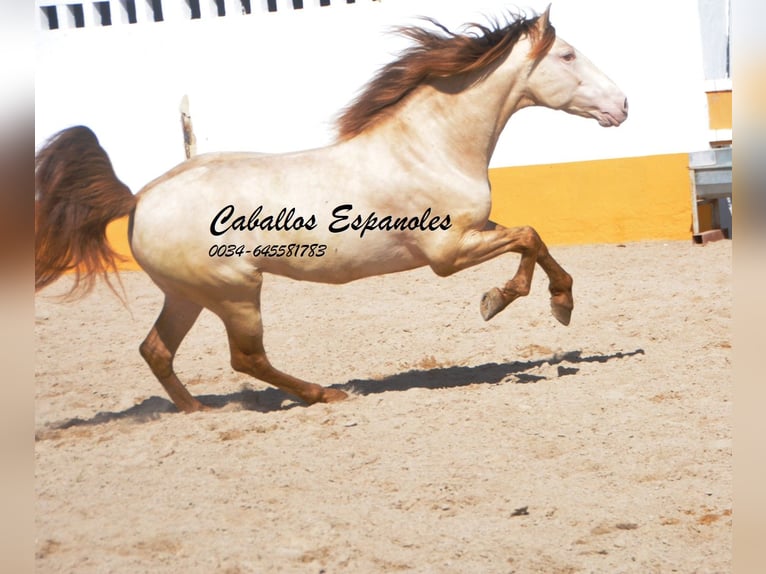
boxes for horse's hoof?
[550,301,572,326]
[320,388,348,403]
[179,399,212,413]
[480,288,506,321]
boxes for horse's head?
[523,6,628,127]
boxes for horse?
[34,7,627,413]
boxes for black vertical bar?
[96,2,112,25]
[69,4,85,27]
[122,0,138,24]
[188,0,201,19]
[149,0,164,22]
[42,6,59,30]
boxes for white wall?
[35,0,711,192]
[696,0,730,80]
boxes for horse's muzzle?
[598,96,628,127]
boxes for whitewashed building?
[35,0,731,245]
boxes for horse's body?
[35,8,627,413]
[134,145,447,286]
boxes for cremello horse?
[35,8,627,413]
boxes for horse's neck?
[370,52,530,180]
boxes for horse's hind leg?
[211,281,347,405]
[139,293,205,413]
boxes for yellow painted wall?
[488,153,692,245]
[105,216,140,271]
[706,90,732,130]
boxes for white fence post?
[162,0,188,22]
[224,0,245,17]
[134,0,155,24]
[199,0,217,18]
[79,1,96,27]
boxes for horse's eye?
[562,52,576,62]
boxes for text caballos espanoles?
[210,204,452,238]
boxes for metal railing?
[689,146,732,241]
[37,0,367,30]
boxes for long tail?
[35,126,137,298]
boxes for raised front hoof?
[480,288,507,322]
[550,299,573,326]
[318,388,348,403]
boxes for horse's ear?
[536,4,552,31]
[528,4,555,64]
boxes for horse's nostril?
[623,98,629,113]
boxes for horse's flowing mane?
[336,12,556,140]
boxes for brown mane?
[336,13,556,140]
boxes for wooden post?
[180,95,196,159]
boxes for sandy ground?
[34,240,732,573]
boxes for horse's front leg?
[478,225,574,325]
[430,224,573,324]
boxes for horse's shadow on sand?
[41,349,644,434]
